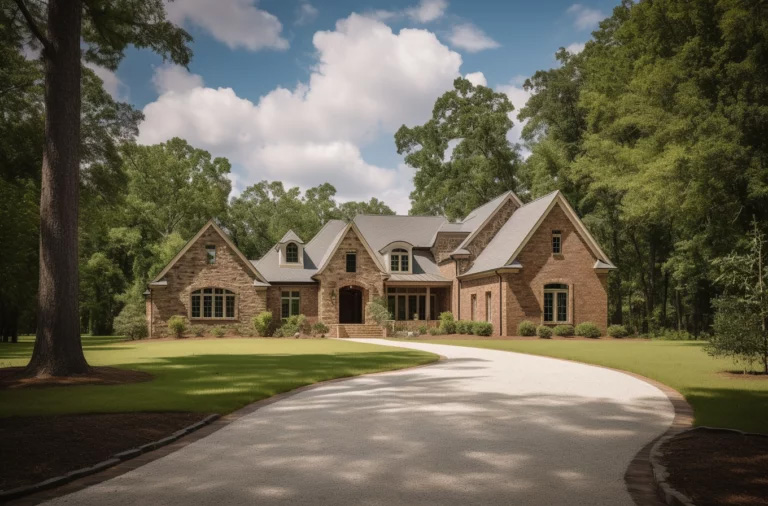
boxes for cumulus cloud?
[406,0,448,23]
[166,0,288,51]
[464,71,487,87]
[448,23,500,52]
[138,14,463,212]
[564,41,586,54]
[85,63,128,101]
[567,4,603,30]
[295,2,319,26]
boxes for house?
[145,190,616,337]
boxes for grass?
[412,338,768,434]
[0,336,437,417]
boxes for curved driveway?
[46,339,674,506]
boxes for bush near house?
[473,321,493,336]
[274,314,307,337]
[607,324,628,338]
[536,325,553,338]
[428,327,441,336]
[439,312,456,334]
[252,311,273,337]
[367,297,392,329]
[167,315,187,339]
[312,322,330,337]
[552,324,574,337]
[456,320,471,334]
[518,320,536,336]
[113,304,148,340]
[211,326,225,338]
[574,322,601,338]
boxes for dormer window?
[286,243,299,263]
[390,248,409,272]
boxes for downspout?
[456,261,461,320]
[497,270,503,337]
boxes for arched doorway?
[339,286,363,323]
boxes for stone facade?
[462,199,518,273]
[147,227,267,337]
[432,232,468,264]
[314,227,386,325]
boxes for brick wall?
[458,275,503,336]
[147,227,267,337]
[266,285,319,326]
[504,202,608,335]
[314,227,385,325]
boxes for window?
[281,291,300,319]
[286,243,299,263]
[470,294,477,321]
[386,287,438,320]
[543,283,569,323]
[191,288,235,319]
[552,230,562,254]
[346,252,357,273]
[390,248,409,272]
[485,292,492,322]
[206,245,216,264]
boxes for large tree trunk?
[24,0,89,376]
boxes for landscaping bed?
[0,412,206,492]
[662,429,768,506]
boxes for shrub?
[367,297,392,327]
[428,327,441,336]
[211,326,225,338]
[113,304,148,340]
[455,320,471,334]
[189,325,206,337]
[473,321,493,336]
[312,322,330,337]
[417,325,428,334]
[552,324,574,337]
[167,315,187,338]
[536,325,553,338]
[275,314,307,337]
[575,322,602,338]
[438,311,455,334]
[252,311,273,337]
[607,324,628,338]
[518,320,536,336]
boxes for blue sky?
[97,0,619,213]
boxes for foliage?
[417,325,428,334]
[428,327,441,336]
[607,325,628,338]
[518,320,536,337]
[396,77,523,220]
[311,322,330,337]
[189,325,206,337]
[167,315,187,339]
[112,304,147,340]
[455,320,471,334]
[252,311,273,337]
[438,312,456,334]
[211,327,225,338]
[574,322,601,339]
[536,325,553,339]
[473,321,493,336]
[274,314,307,338]
[552,324,574,337]
[367,297,392,328]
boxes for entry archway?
[339,286,364,324]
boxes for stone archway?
[339,286,364,324]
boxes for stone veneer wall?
[147,227,267,337]
[504,203,608,335]
[314,228,386,325]
[461,199,519,274]
[432,232,469,264]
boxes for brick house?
[145,190,615,337]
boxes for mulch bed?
[0,367,152,389]
[409,334,643,341]
[0,412,208,492]
[662,429,768,506]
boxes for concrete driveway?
[44,339,674,506]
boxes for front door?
[339,287,363,323]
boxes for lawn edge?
[8,353,443,506]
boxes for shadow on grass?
[683,387,768,434]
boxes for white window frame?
[285,243,299,263]
[190,288,236,320]
[281,290,301,319]
[543,284,569,323]
[390,248,410,273]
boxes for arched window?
[390,248,409,272]
[191,288,236,319]
[286,242,299,263]
[543,283,569,323]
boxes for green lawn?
[412,339,768,434]
[0,336,437,417]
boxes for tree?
[338,198,395,222]
[396,77,523,220]
[9,0,191,376]
[707,223,768,374]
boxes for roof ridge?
[354,213,446,218]
[519,190,560,208]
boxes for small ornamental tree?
[367,297,392,328]
[707,223,768,374]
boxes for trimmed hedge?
[456,320,472,334]
[552,324,574,337]
[536,325,553,338]
[518,320,536,336]
[473,321,493,336]
[575,322,602,338]
[607,324,628,338]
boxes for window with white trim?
[552,230,562,254]
[191,288,235,319]
[286,243,299,263]
[390,248,409,272]
[543,283,568,323]
[281,291,300,319]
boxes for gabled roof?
[313,221,386,276]
[277,230,303,245]
[151,220,269,285]
[451,190,522,253]
[354,214,447,267]
[460,191,615,277]
[387,250,450,283]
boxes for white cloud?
[567,4,604,30]
[497,80,532,154]
[448,23,500,53]
[406,0,448,23]
[565,42,585,54]
[85,63,128,101]
[166,0,288,51]
[295,2,318,26]
[138,14,462,212]
[464,71,487,87]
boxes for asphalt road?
[45,339,674,505]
